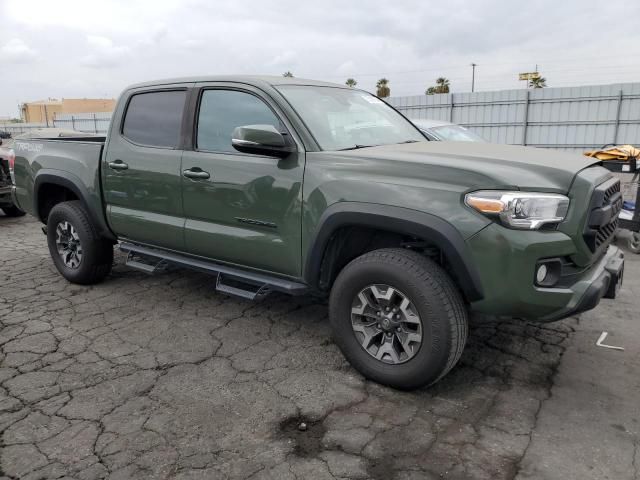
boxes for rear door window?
[122,90,186,148]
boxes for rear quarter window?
[122,90,186,148]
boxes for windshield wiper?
[397,140,419,144]
[338,144,375,151]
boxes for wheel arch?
[34,170,116,242]
[303,202,484,302]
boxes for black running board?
[119,242,308,298]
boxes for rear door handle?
[183,168,210,180]
[108,160,128,170]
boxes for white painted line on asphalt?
[596,331,625,351]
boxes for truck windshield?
[430,125,486,142]
[276,85,425,151]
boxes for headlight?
[465,190,569,230]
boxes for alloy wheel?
[55,221,83,269]
[350,284,423,364]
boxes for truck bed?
[12,136,108,229]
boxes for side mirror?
[231,124,296,158]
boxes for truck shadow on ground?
[1,225,577,480]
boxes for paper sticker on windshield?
[361,95,384,104]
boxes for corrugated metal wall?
[388,83,640,152]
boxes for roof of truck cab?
[126,75,346,90]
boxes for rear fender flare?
[34,170,116,242]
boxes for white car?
[411,119,486,142]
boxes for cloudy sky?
[1,0,640,117]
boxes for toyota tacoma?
[10,76,624,389]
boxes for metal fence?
[0,122,47,134]
[388,83,640,152]
[0,112,113,136]
[53,112,112,134]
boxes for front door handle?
[108,160,128,170]
[183,168,211,180]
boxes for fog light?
[536,264,548,284]
[535,259,562,287]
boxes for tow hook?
[41,226,47,236]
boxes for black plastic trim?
[542,270,610,322]
[583,177,621,253]
[33,171,116,241]
[303,202,484,301]
[534,258,562,287]
[540,247,623,322]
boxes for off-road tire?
[628,232,640,254]
[46,201,113,285]
[1,205,26,217]
[329,248,468,389]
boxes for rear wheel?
[329,248,468,389]
[628,232,640,254]
[46,201,113,284]
[1,205,26,217]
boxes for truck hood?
[334,141,600,192]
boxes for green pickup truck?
[11,76,624,389]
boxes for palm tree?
[425,77,451,95]
[345,78,358,88]
[376,78,390,98]
[435,77,450,93]
[528,76,547,88]
[282,71,294,78]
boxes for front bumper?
[538,245,623,321]
[467,223,624,322]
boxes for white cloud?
[0,38,37,63]
[86,35,114,50]
[268,50,298,69]
[150,24,169,44]
[80,35,131,68]
[180,39,205,50]
[1,0,640,116]
[3,0,181,34]
[336,60,358,76]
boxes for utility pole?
[470,63,477,92]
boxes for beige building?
[20,98,116,124]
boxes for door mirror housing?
[231,124,296,158]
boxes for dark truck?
[0,134,26,217]
[11,76,624,389]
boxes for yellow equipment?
[584,145,640,161]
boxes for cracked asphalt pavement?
[1,214,638,480]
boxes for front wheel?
[46,201,113,285]
[329,248,468,389]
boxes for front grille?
[603,180,621,203]
[583,178,622,252]
[594,218,618,249]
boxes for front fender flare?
[303,202,484,301]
